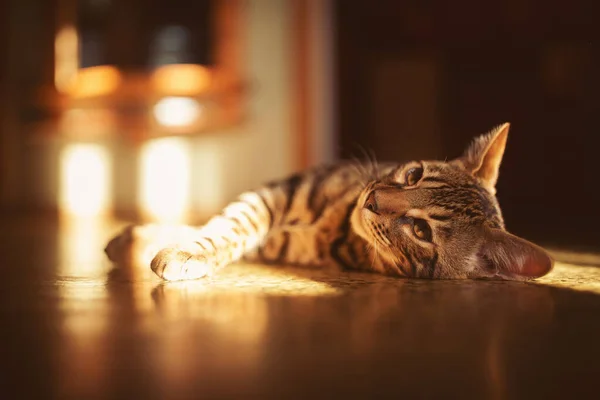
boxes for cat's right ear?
[476,228,554,281]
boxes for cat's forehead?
[394,159,504,228]
[422,160,472,180]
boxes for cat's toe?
[104,225,135,262]
[151,248,212,281]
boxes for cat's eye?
[405,167,423,186]
[412,219,432,242]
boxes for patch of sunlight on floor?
[205,261,600,297]
[536,261,600,294]
[153,263,344,297]
[116,259,600,298]
[549,248,600,268]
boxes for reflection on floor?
[2,216,600,398]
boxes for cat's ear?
[453,123,510,194]
[477,228,554,280]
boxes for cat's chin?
[350,206,384,254]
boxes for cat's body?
[105,123,554,281]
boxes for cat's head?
[351,123,553,280]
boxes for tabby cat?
[105,123,553,281]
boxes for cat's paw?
[104,224,201,267]
[151,248,214,281]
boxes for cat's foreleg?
[106,173,301,281]
[150,191,273,281]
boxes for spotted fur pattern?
[105,123,554,281]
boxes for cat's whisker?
[350,144,379,182]
[369,239,380,271]
[366,148,379,179]
[350,156,369,176]
[366,241,377,269]
[348,158,372,186]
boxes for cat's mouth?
[366,220,392,246]
[352,188,388,244]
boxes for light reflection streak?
[59,144,112,218]
[139,138,191,223]
[151,283,270,381]
[56,218,111,398]
[58,216,113,278]
[56,281,109,399]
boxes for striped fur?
[105,123,554,281]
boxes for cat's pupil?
[406,167,423,186]
[413,219,432,242]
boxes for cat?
[105,123,553,281]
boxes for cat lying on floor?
[105,123,553,281]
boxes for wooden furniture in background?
[34,0,246,143]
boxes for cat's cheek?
[350,207,370,241]
[465,254,498,280]
[396,224,413,241]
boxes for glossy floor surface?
[2,216,600,399]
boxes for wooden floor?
[2,215,600,399]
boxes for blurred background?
[0,0,598,250]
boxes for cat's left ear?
[477,228,554,280]
[453,123,510,194]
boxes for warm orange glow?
[55,25,79,93]
[60,108,117,137]
[151,64,211,95]
[59,144,112,217]
[66,66,122,98]
[139,138,191,223]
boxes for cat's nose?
[364,188,411,216]
[364,191,379,214]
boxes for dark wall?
[0,0,6,195]
[335,0,600,249]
